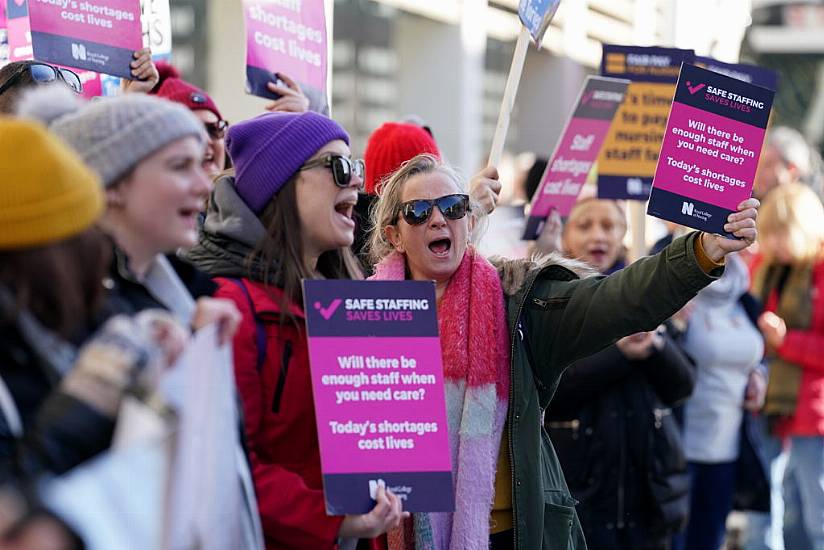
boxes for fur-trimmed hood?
[490,253,597,296]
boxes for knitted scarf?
[370,247,510,550]
[751,262,814,419]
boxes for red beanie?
[150,61,223,121]
[364,122,440,195]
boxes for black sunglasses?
[0,62,82,96]
[300,154,365,190]
[397,194,470,226]
[204,119,228,140]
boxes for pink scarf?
[370,247,511,550]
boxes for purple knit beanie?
[227,112,350,213]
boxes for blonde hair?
[367,154,477,265]
[758,182,824,264]
[565,197,628,234]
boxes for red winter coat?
[762,260,824,436]
[215,278,345,549]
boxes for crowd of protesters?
[0,45,820,550]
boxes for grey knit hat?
[16,86,206,187]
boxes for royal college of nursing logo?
[71,43,87,61]
[680,200,711,222]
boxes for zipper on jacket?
[653,407,672,429]
[508,272,543,550]
[272,340,292,413]
[509,326,519,550]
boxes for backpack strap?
[226,278,267,374]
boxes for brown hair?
[0,62,39,114]
[247,175,363,321]
[0,228,111,337]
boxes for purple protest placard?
[242,0,326,102]
[303,280,454,515]
[27,0,142,79]
[597,45,695,201]
[695,56,778,91]
[647,63,774,236]
[522,76,629,240]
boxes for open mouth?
[178,206,200,226]
[587,246,608,264]
[428,238,452,257]
[334,200,356,225]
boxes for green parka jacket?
[490,232,720,550]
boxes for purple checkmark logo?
[685,81,706,95]
[314,299,342,320]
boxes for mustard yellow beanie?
[0,118,103,249]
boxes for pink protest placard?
[647,63,774,237]
[0,3,8,65]
[523,75,629,240]
[7,0,32,62]
[27,0,142,78]
[303,280,454,515]
[242,0,327,102]
[74,66,101,97]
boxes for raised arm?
[523,198,759,386]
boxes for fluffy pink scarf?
[370,247,510,550]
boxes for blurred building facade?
[743,0,824,148]
[179,0,754,175]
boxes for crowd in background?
[0,48,820,550]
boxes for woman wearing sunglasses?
[366,154,760,550]
[185,111,406,549]
[0,61,83,113]
[0,49,156,113]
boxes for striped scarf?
[370,247,510,550]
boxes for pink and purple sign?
[647,63,775,236]
[7,0,32,62]
[695,56,778,91]
[522,75,629,240]
[303,280,454,515]
[242,0,327,102]
[0,3,8,65]
[75,66,101,97]
[27,0,142,79]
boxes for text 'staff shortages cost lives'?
[523,75,629,240]
[303,280,454,515]
[598,45,695,201]
[647,63,774,237]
